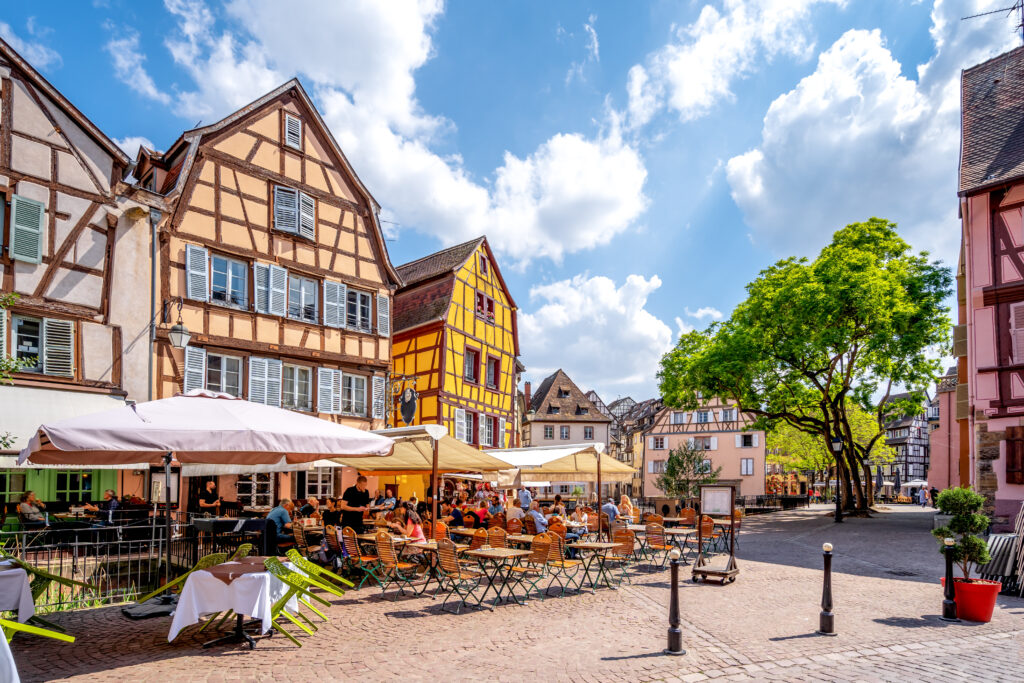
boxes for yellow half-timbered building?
[392,237,520,449]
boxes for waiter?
[198,480,221,515]
[338,475,371,532]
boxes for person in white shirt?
[506,497,525,521]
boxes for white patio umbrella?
[18,389,394,580]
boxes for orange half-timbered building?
[392,237,520,449]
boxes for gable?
[529,369,610,422]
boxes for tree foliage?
[767,404,896,475]
[1,293,27,449]
[655,442,722,502]
[658,219,952,511]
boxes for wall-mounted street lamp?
[166,298,191,349]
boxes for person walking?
[918,487,928,507]
[929,486,939,508]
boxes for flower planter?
[940,577,1002,622]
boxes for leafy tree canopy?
[655,442,722,502]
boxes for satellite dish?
[400,388,418,426]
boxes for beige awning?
[489,444,635,483]
[327,425,512,474]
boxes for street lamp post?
[830,436,843,523]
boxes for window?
[721,408,736,421]
[741,458,754,476]
[273,186,315,240]
[206,353,242,396]
[700,459,713,473]
[692,437,711,450]
[649,460,667,474]
[12,316,41,371]
[342,374,367,416]
[288,274,318,323]
[237,473,274,508]
[475,292,495,322]
[547,406,560,414]
[485,356,500,389]
[584,426,594,440]
[652,437,666,450]
[302,467,333,498]
[0,470,26,504]
[557,388,570,398]
[284,113,303,150]
[544,425,554,440]
[671,411,686,425]
[479,254,489,276]
[462,411,477,444]
[741,434,754,448]
[482,416,495,447]
[345,289,372,332]
[576,406,589,415]
[12,315,74,377]
[464,348,480,383]
[210,254,248,308]
[56,470,93,503]
[697,411,710,424]
[283,365,312,411]
[560,426,570,440]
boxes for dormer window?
[576,406,589,415]
[284,113,303,150]
[479,254,489,276]
[548,406,560,414]
[557,388,570,398]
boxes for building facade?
[641,398,766,501]
[391,237,519,449]
[879,395,930,484]
[958,45,1024,529]
[928,367,962,491]
[522,369,611,451]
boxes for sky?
[3,1,1021,402]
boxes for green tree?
[1,293,29,449]
[655,442,722,505]
[659,219,952,513]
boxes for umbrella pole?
[597,452,603,541]
[431,438,439,531]
[164,451,173,586]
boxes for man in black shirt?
[339,476,371,531]
[198,480,220,515]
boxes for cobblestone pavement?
[15,505,1024,682]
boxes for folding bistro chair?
[435,538,484,614]
[544,533,583,596]
[506,518,523,535]
[373,531,419,600]
[341,526,382,589]
[1,618,75,644]
[644,523,673,570]
[506,533,551,602]
[487,527,508,549]
[228,543,254,561]
[523,515,538,535]
[489,512,506,529]
[679,508,697,527]
[0,555,99,632]
[603,529,636,585]
[683,516,720,560]
[261,557,324,647]
[286,549,354,594]
[292,524,324,561]
[433,521,451,542]
[135,552,228,606]
[469,528,488,550]
[322,525,345,568]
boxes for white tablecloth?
[167,564,299,642]
[0,567,35,623]
[0,630,18,683]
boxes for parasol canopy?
[327,425,512,474]
[489,444,635,483]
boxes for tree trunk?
[848,456,864,510]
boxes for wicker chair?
[373,531,419,601]
[436,538,483,614]
[487,526,508,548]
[506,517,523,534]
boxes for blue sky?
[2,1,1021,401]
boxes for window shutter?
[266,358,282,408]
[709,437,718,450]
[183,346,206,393]
[377,294,390,337]
[298,192,316,240]
[372,375,385,420]
[268,265,288,316]
[648,461,655,474]
[41,318,74,377]
[323,281,343,328]
[735,435,742,448]
[647,437,654,449]
[686,437,695,448]
[0,311,6,360]
[10,195,44,263]
[273,186,298,234]
[454,408,467,442]
[498,417,506,448]
[253,263,270,313]
[185,244,209,302]
[284,113,302,149]
[249,357,269,405]
[752,434,759,447]
[317,368,335,414]
[1006,427,1024,484]
[1012,303,1024,363]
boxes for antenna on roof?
[961,1,1024,43]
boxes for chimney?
[524,381,532,411]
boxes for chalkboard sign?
[701,485,732,516]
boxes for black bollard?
[940,537,960,622]
[664,547,686,655]
[817,542,837,636]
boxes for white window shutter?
[10,195,44,263]
[735,434,742,448]
[317,368,335,414]
[686,437,695,448]
[454,408,467,442]
[709,437,718,450]
[183,346,206,393]
[372,375,385,420]
[1012,303,1024,363]
[253,263,270,313]
[41,318,74,377]
[648,461,654,473]
[266,359,282,408]
[268,265,288,316]
[273,186,298,234]
[284,113,302,149]
[249,357,268,405]
[752,434,759,447]
[332,370,343,413]
[185,244,209,302]
[377,294,390,337]
[648,437,654,449]
[498,417,506,448]
[298,192,316,240]
[323,281,343,328]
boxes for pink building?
[927,368,961,491]
[958,45,1024,530]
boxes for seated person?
[570,506,588,528]
[474,499,491,524]
[18,491,46,529]
[551,494,567,518]
[321,498,342,527]
[298,497,320,520]
[506,497,525,521]
[527,500,548,533]
[488,496,504,516]
[198,480,221,516]
[377,489,397,511]
[440,501,464,529]
[267,498,295,547]
[83,489,120,524]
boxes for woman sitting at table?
[18,491,46,529]
[618,495,635,520]
[321,498,342,527]
[387,504,408,533]
[570,506,588,528]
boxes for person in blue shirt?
[441,501,464,529]
[487,496,504,516]
[527,501,548,533]
[267,499,295,546]
[84,489,120,525]
[601,499,620,524]
[518,487,532,509]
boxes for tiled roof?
[960,46,1024,195]
[528,369,611,423]
[396,237,484,287]
[393,294,450,333]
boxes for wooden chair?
[604,529,636,585]
[506,517,523,534]
[644,523,673,570]
[506,533,551,602]
[469,527,488,550]
[436,538,483,614]
[323,524,345,566]
[586,512,601,539]
[487,527,507,548]
[541,506,552,515]
[543,533,582,597]
[463,514,476,529]
[645,513,664,525]
[488,512,506,529]
[373,531,419,600]
[292,524,323,561]
[684,516,721,559]
[548,521,567,540]
[523,514,538,535]
[433,520,450,542]
[679,508,697,526]
[341,526,382,589]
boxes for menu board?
[701,486,733,516]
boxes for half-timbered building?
[391,237,520,449]
[142,80,401,508]
[0,37,157,505]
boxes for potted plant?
[931,487,999,622]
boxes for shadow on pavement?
[872,615,984,628]
[601,651,675,661]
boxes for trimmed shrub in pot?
[931,487,1000,622]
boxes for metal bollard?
[940,537,960,622]
[817,542,837,635]
[664,547,686,655]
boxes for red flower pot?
[940,577,1002,623]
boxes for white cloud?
[674,316,694,338]
[685,306,723,320]
[625,0,842,128]
[520,274,674,399]
[0,21,61,70]
[724,0,1020,265]
[106,30,171,104]
[566,14,600,85]
[114,135,155,159]
[153,0,647,266]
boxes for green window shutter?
[42,318,74,377]
[0,309,6,359]
[10,195,44,264]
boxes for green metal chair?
[285,549,354,594]
[135,552,227,605]
[228,543,254,561]
[340,527,383,589]
[0,553,98,632]
[262,558,324,647]
[195,545,257,634]
[1,618,75,644]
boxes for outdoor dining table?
[567,542,618,592]
[0,563,35,623]
[505,533,534,546]
[404,540,467,595]
[462,548,532,609]
[448,527,479,540]
[167,556,300,648]
[0,626,17,683]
